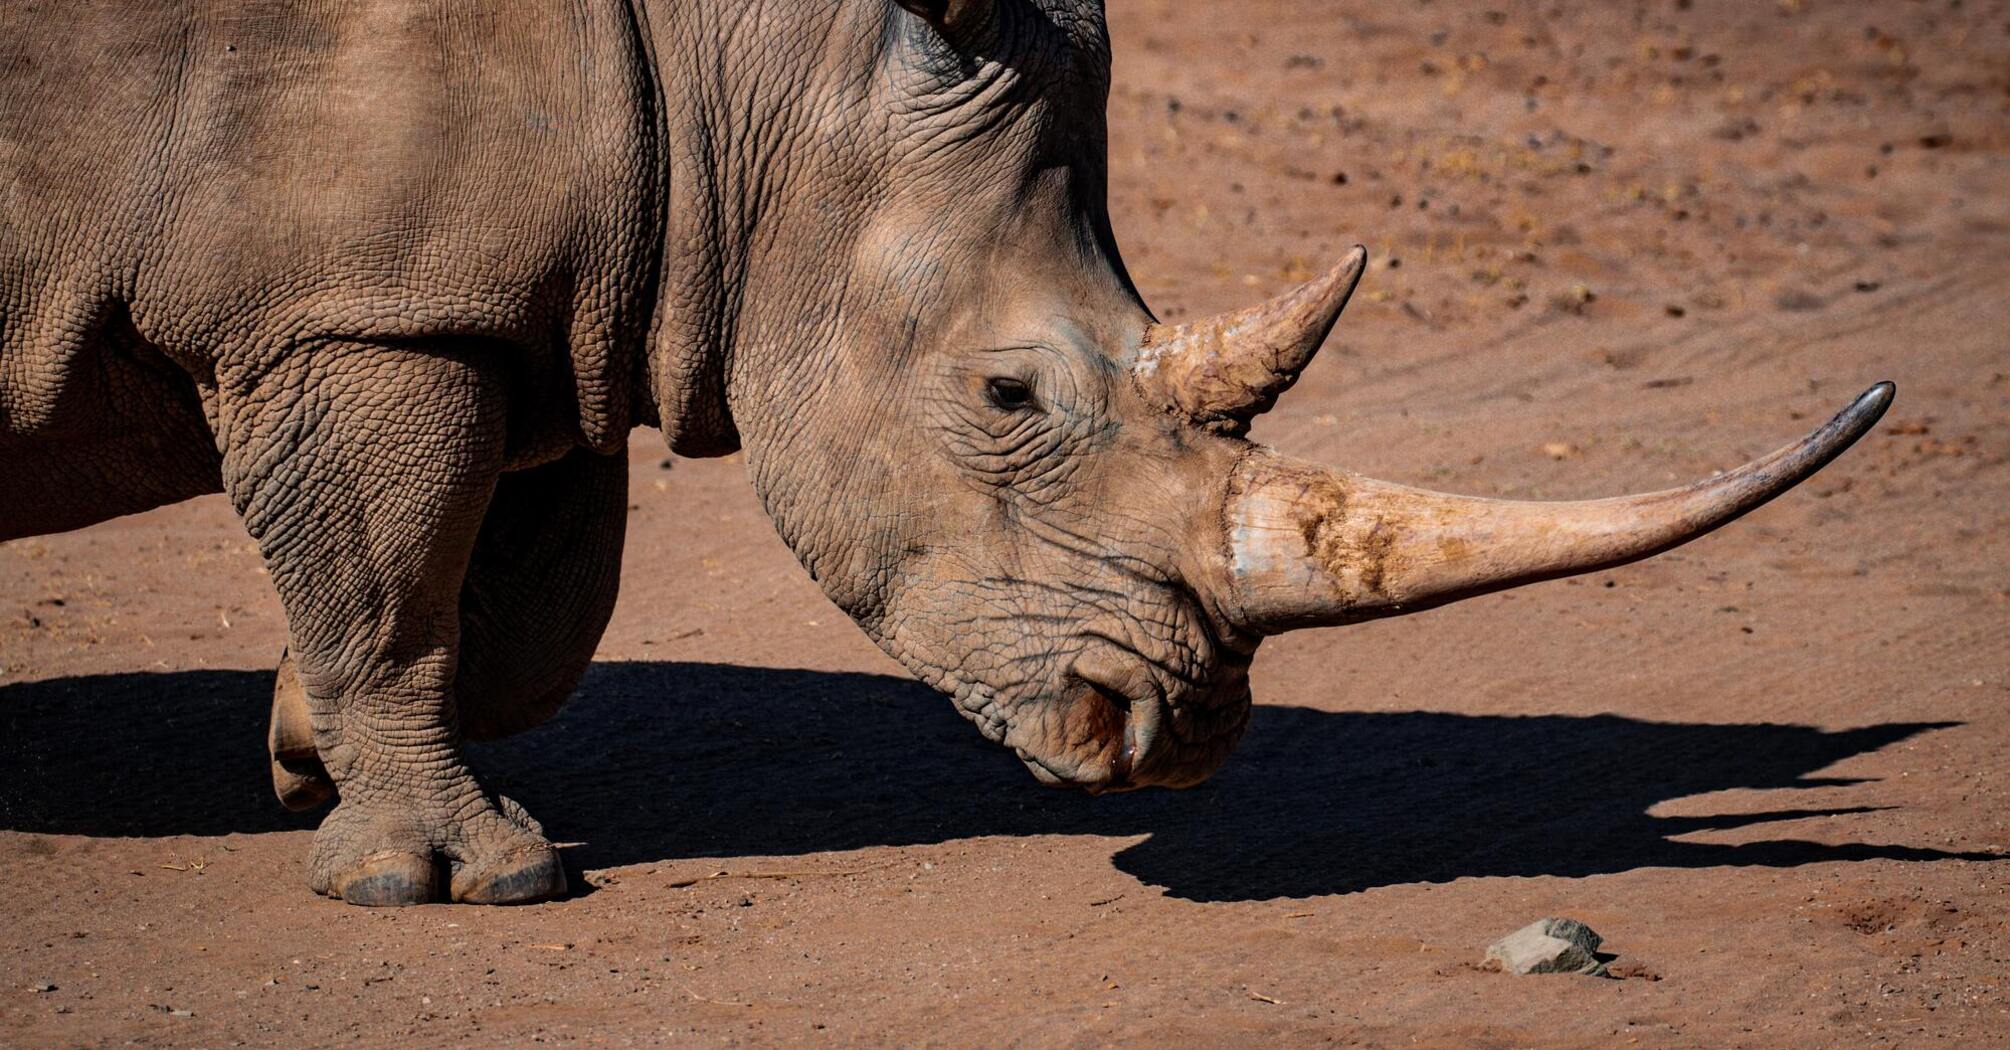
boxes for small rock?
[1774,288,1825,312]
[1484,918,1607,976]
[1605,959,1662,981]
[29,981,56,993]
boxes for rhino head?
[660,0,1890,792]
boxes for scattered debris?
[1483,918,1608,976]
[1542,441,1580,460]
[1247,990,1284,1005]
[1554,283,1596,314]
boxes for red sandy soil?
[4,2,2008,1046]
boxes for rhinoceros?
[0,0,1890,906]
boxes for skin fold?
[0,1,1886,905]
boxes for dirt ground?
[5,1,2008,1046]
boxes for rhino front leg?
[226,344,562,906]
[263,445,627,808]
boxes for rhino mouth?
[1004,646,1244,793]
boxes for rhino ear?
[894,0,994,41]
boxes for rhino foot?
[309,791,565,907]
[268,651,335,812]
[325,844,563,907]
[272,755,336,813]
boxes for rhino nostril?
[1074,676,1136,785]
[1071,671,1130,730]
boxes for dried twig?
[667,863,893,888]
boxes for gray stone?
[1484,918,1607,976]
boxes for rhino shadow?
[0,662,1993,901]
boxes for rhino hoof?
[271,754,335,812]
[332,850,444,907]
[451,846,566,905]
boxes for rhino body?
[0,0,1888,905]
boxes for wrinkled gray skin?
[0,0,1886,906]
[1,0,1238,904]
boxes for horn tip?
[1843,381,1896,430]
[1315,245,1368,297]
[1806,380,1895,464]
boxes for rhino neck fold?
[630,0,868,460]
[629,0,742,459]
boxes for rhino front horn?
[1215,382,1895,634]
[1135,245,1367,431]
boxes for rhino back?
[1,0,663,458]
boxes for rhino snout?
[998,641,1246,794]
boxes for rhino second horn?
[1134,245,1367,431]
[1216,382,1895,634]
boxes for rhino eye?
[985,376,1036,411]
